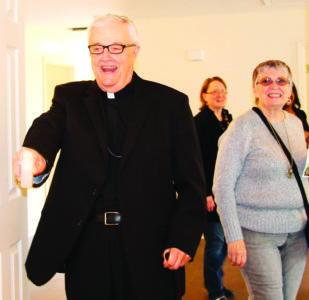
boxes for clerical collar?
[107,92,115,99]
[101,73,136,100]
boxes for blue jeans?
[204,222,227,300]
[241,228,308,300]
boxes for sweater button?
[92,189,98,196]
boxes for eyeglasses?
[256,77,289,87]
[88,44,137,55]
[205,90,228,96]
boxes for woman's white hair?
[252,60,293,104]
[87,14,139,44]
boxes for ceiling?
[25,0,308,30]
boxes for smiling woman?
[213,60,309,300]
[194,76,233,300]
[252,60,293,122]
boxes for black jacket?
[23,74,206,299]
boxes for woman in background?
[283,83,309,146]
[194,77,233,300]
[213,60,308,299]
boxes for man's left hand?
[163,248,191,270]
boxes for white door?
[0,0,29,298]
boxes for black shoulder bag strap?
[252,107,309,236]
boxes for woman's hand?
[228,239,247,269]
[206,196,216,212]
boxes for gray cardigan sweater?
[213,109,308,243]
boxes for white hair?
[87,14,139,44]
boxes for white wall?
[25,9,307,235]
[134,10,306,116]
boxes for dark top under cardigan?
[294,108,309,132]
[194,106,232,222]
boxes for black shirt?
[94,75,135,211]
[194,106,232,222]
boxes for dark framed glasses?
[256,77,289,87]
[88,44,136,54]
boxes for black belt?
[94,212,121,225]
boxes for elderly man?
[13,14,206,300]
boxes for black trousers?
[64,217,137,300]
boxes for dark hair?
[199,76,227,110]
[291,83,301,109]
[283,82,301,110]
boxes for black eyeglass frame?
[88,43,137,54]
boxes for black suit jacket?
[23,74,206,299]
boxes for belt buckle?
[104,212,120,225]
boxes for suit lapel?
[119,76,152,172]
[82,77,153,172]
[83,81,108,163]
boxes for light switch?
[187,49,205,61]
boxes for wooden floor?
[30,239,309,299]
